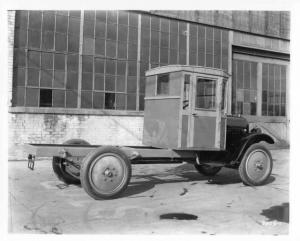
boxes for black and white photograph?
[2,0,300,238]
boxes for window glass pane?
[54,70,65,88]
[106,40,116,58]
[160,32,169,48]
[127,94,136,110]
[12,87,25,106]
[14,29,27,48]
[141,28,150,46]
[81,91,93,108]
[151,16,160,30]
[53,90,65,107]
[95,21,106,38]
[84,11,95,21]
[29,11,42,30]
[94,74,104,90]
[129,12,138,27]
[244,62,250,89]
[83,37,94,55]
[107,11,118,23]
[106,59,116,75]
[139,95,145,110]
[42,31,54,50]
[160,47,168,64]
[128,61,137,76]
[68,17,80,34]
[169,49,178,64]
[151,30,159,46]
[14,49,26,67]
[39,88,52,107]
[195,78,216,109]
[116,93,126,110]
[139,77,146,93]
[117,60,126,76]
[66,90,78,108]
[28,30,41,48]
[95,38,105,55]
[67,54,78,71]
[83,20,95,37]
[118,11,128,25]
[93,92,104,109]
[69,11,80,18]
[127,76,137,93]
[56,15,68,33]
[28,51,40,69]
[41,52,53,70]
[179,50,187,65]
[128,27,138,43]
[82,55,93,72]
[95,58,105,73]
[157,74,169,95]
[27,68,39,86]
[105,93,115,109]
[250,62,257,89]
[68,34,80,52]
[15,11,28,30]
[26,88,39,106]
[82,72,93,90]
[13,68,25,87]
[179,34,186,51]
[40,69,53,87]
[262,63,268,90]
[161,19,169,32]
[141,15,150,28]
[141,46,149,62]
[96,10,106,22]
[54,53,65,70]
[66,71,77,89]
[150,45,159,63]
[105,75,115,91]
[189,51,196,66]
[116,76,125,92]
[43,13,55,31]
[107,24,117,40]
[117,42,127,59]
[128,44,137,60]
[55,33,67,51]
[118,24,128,42]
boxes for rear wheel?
[194,164,222,176]
[80,146,132,200]
[239,143,273,186]
[52,139,90,185]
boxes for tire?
[52,157,81,184]
[238,143,273,186]
[194,164,222,176]
[52,139,90,185]
[80,146,132,200]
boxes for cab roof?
[145,65,230,78]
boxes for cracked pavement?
[8,149,289,234]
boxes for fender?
[229,133,274,165]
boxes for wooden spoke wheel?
[80,146,131,200]
[239,143,273,186]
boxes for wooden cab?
[143,65,229,150]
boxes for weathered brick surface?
[8,113,144,160]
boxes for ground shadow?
[260,202,289,223]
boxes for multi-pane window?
[195,78,216,109]
[262,63,286,116]
[13,10,81,108]
[232,59,258,115]
[12,10,230,112]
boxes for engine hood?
[226,115,248,129]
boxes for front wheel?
[80,146,132,200]
[239,143,273,186]
[194,164,222,176]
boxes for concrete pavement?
[8,149,289,235]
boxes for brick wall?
[8,113,144,160]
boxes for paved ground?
[8,149,289,235]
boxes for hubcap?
[88,154,127,195]
[245,149,271,182]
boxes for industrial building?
[7,10,290,159]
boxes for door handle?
[192,113,198,116]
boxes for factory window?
[232,59,258,115]
[262,63,286,116]
[12,10,231,113]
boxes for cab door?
[189,76,227,150]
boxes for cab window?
[195,78,216,109]
[157,74,169,95]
